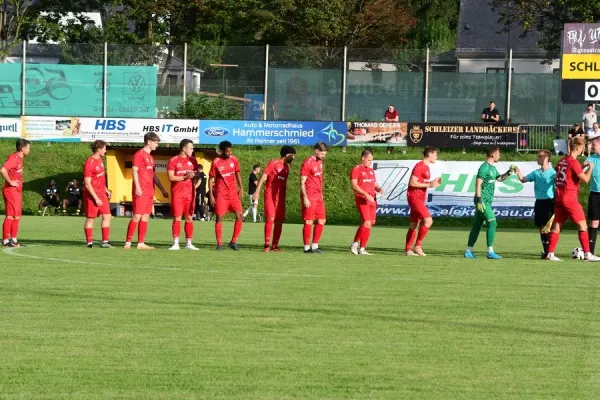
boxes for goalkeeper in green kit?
[464,146,517,259]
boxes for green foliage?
[166,93,243,120]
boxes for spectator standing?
[195,164,207,220]
[583,104,598,134]
[385,105,399,154]
[567,123,585,153]
[481,101,500,124]
[243,164,261,222]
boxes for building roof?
[456,0,550,58]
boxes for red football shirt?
[132,149,155,195]
[2,152,23,191]
[385,109,399,120]
[83,156,106,197]
[209,156,240,197]
[350,164,376,199]
[407,161,430,203]
[555,155,583,200]
[168,155,198,199]
[264,159,289,201]
[300,156,323,199]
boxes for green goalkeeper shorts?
[475,202,496,221]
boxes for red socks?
[172,220,181,239]
[272,223,283,247]
[126,220,137,242]
[10,219,19,239]
[548,232,559,253]
[184,221,193,240]
[579,230,591,254]
[361,227,371,248]
[2,218,11,240]
[302,224,311,246]
[313,224,324,244]
[265,219,274,246]
[405,228,417,251]
[138,221,148,243]
[84,227,93,244]
[354,226,363,243]
[232,220,243,243]
[102,227,110,242]
[215,222,223,246]
[415,226,430,247]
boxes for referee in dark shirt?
[243,164,261,222]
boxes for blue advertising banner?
[243,94,265,121]
[0,64,157,118]
[199,120,347,146]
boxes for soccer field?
[1,217,600,399]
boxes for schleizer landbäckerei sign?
[561,23,600,103]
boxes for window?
[486,67,514,73]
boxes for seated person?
[62,179,82,215]
[38,179,60,214]
[568,122,585,153]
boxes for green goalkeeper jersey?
[476,161,500,205]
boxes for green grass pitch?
[1,216,600,399]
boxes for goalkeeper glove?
[508,165,518,175]
[475,197,485,213]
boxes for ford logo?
[204,127,229,137]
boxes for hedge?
[0,140,586,228]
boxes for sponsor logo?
[128,75,146,92]
[409,126,423,143]
[0,123,18,133]
[204,127,229,137]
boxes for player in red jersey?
[547,136,600,261]
[253,145,297,252]
[167,139,200,251]
[124,132,169,250]
[209,141,245,250]
[350,149,383,256]
[1,139,30,247]
[82,140,113,248]
[405,146,442,256]
[300,142,328,253]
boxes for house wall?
[4,57,60,64]
[459,58,560,73]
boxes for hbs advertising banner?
[374,160,540,219]
[199,120,347,146]
[0,64,157,118]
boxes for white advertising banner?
[75,118,200,143]
[0,118,22,139]
[374,160,541,219]
[22,116,81,142]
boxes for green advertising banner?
[0,64,157,118]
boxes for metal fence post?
[182,42,187,104]
[424,47,430,122]
[263,44,269,121]
[21,41,26,116]
[506,48,513,121]
[556,30,564,137]
[103,42,107,118]
[341,46,347,121]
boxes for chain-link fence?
[0,43,595,125]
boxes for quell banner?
[346,121,407,147]
[373,160,540,219]
[199,120,347,146]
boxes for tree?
[405,0,460,51]
[491,0,600,59]
[0,0,38,60]
[167,93,243,120]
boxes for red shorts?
[301,197,326,221]
[132,194,154,216]
[171,195,196,217]
[214,195,243,216]
[2,188,22,217]
[84,193,110,217]
[408,199,431,223]
[554,198,585,224]
[356,199,376,224]
[265,198,286,221]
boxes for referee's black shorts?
[534,198,554,227]
[588,192,600,220]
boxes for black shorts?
[588,192,600,220]
[43,197,60,207]
[66,196,81,207]
[534,199,554,227]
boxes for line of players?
[3,135,597,259]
